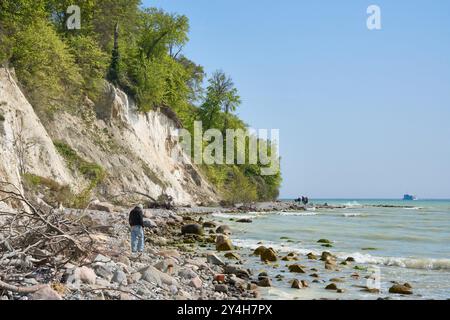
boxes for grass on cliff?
[53,141,105,187]
[53,141,106,207]
[22,173,77,208]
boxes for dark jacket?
[129,207,144,227]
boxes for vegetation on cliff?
[0,0,281,203]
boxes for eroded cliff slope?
[0,67,218,207]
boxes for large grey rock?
[140,266,177,286]
[30,286,62,300]
[178,268,198,280]
[112,270,127,285]
[143,218,158,229]
[76,266,96,285]
[95,265,114,281]
[223,265,250,279]
[89,202,115,213]
[216,235,234,251]
[206,253,225,266]
[181,224,204,235]
[216,225,232,235]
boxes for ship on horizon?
[403,194,417,201]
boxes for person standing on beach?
[129,204,145,254]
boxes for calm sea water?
[212,199,450,300]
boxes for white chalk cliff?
[0,67,218,207]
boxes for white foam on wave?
[277,211,318,216]
[403,207,423,210]
[234,238,450,271]
[342,212,367,217]
[344,201,362,208]
[212,213,258,219]
[337,252,450,270]
[233,238,320,256]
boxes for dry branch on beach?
[0,181,94,292]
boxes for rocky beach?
[0,200,427,301]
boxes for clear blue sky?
[144,0,450,199]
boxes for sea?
[211,199,450,300]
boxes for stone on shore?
[288,264,306,273]
[320,251,334,261]
[223,265,250,279]
[178,268,198,280]
[89,202,115,213]
[216,235,234,251]
[236,218,252,223]
[30,285,63,300]
[143,218,158,229]
[389,284,413,295]
[140,266,177,286]
[158,249,180,258]
[95,265,114,281]
[253,246,267,256]
[203,221,217,228]
[216,225,232,235]
[291,279,303,289]
[112,270,127,285]
[207,253,225,266]
[214,284,229,293]
[325,283,338,290]
[77,266,96,285]
[257,277,272,287]
[224,252,241,260]
[307,253,318,260]
[317,239,333,244]
[189,276,203,289]
[346,257,355,262]
[181,224,204,235]
[260,248,278,262]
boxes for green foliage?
[66,35,108,101]
[137,8,189,60]
[10,18,83,114]
[223,167,258,204]
[1,1,282,204]
[199,71,241,131]
[54,141,105,188]
[22,173,74,207]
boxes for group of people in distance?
[295,196,309,205]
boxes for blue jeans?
[131,226,144,253]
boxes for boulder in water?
[260,248,278,262]
[288,264,306,273]
[389,284,413,295]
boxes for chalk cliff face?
[0,68,218,207]
[0,68,74,192]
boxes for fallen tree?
[0,181,93,292]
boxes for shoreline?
[0,201,437,300]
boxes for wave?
[403,207,423,210]
[233,238,450,271]
[212,213,257,219]
[338,252,450,270]
[344,201,362,208]
[277,211,318,216]
[342,212,367,217]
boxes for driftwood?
[0,279,46,293]
[0,181,93,292]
